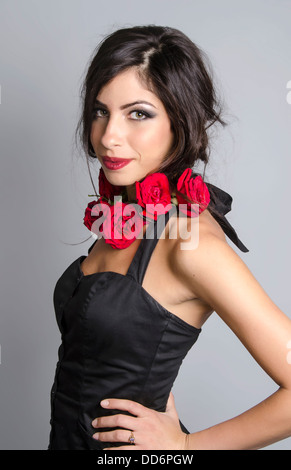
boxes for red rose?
[83,200,99,230]
[176,169,210,216]
[99,168,122,201]
[135,173,172,220]
[104,202,144,249]
[83,198,111,237]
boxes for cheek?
[90,122,104,145]
[132,123,173,157]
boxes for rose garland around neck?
[83,168,210,249]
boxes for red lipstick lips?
[102,156,133,170]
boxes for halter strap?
[126,208,176,285]
[88,238,97,254]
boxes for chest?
[80,235,180,308]
[80,233,211,330]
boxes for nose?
[100,114,124,149]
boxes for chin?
[102,170,134,188]
[102,167,146,187]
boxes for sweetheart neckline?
[76,255,201,334]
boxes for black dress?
[49,188,248,450]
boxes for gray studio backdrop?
[0,0,290,450]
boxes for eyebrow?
[95,99,157,110]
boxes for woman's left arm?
[175,233,291,450]
[92,234,291,450]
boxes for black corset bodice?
[49,211,201,449]
[49,187,248,450]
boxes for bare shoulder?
[196,208,227,243]
[170,208,257,308]
[171,209,230,283]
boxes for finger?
[100,398,149,417]
[93,428,137,445]
[92,413,136,430]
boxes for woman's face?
[90,68,174,189]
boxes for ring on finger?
[128,430,135,445]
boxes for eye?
[130,110,153,120]
[94,108,108,118]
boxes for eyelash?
[93,108,154,121]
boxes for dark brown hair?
[76,25,226,193]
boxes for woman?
[49,25,291,450]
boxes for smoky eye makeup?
[129,109,156,120]
[92,102,108,118]
[94,109,108,118]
